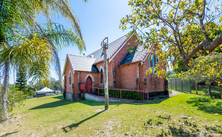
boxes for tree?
[51,80,63,91]
[15,64,28,93]
[0,0,87,120]
[182,52,222,96]
[35,82,45,91]
[27,86,36,97]
[181,59,204,94]
[120,0,222,72]
[0,84,26,122]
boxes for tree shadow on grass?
[29,100,73,110]
[144,118,200,136]
[62,110,106,133]
[157,115,171,120]
[168,125,199,137]
[144,118,221,137]
[186,97,222,115]
[0,131,19,137]
[52,95,63,99]
[30,95,169,110]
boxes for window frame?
[69,70,71,86]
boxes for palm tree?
[0,0,87,120]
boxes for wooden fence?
[169,78,191,92]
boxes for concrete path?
[169,91,180,97]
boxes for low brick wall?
[66,92,73,100]
[65,92,81,101]
[85,93,148,103]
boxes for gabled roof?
[119,44,154,66]
[86,34,130,63]
[63,54,99,75]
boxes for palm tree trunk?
[2,60,9,120]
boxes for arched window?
[149,54,158,75]
[69,71,71,85]
[100,69,103,84]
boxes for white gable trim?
[67,54,75,72]
[109,32,135,63]
[142,44,155,62]
[62,57,69,75]
[84,74,95,82]
[63,55,76,75]
[99,66,104,72]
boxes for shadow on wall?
[186,97,222,115]
[62,110,106,133]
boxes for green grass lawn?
[0,93,222,137]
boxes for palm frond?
[0,34,52,83]
[42,23,85,52]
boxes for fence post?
[147,92,149,101]
[181,79,183,92]
[143,91,144,100]
[120,90,122,99]
[98,88,99,96]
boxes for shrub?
[122,90,143,100]
[203,88,208,95]
[98,89,143,100]
[211,91,222,99]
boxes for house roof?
[119,44,154,66]
[86,34,129,63]
[67,54,99,72]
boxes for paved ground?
[169,91,181,97]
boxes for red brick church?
[63,32,168,101]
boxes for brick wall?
[94,60,114,88]
[64,59,74,93]
[77,71,100,92]
[140,47,166,92]
[116,43,166,92]
[112,34,139,88]
[118,63,138,89]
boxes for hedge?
[99,89,143,100]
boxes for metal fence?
[169,78,191,92]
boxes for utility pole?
[101,37,109,110]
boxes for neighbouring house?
[63,32,168,101]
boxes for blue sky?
[9,0,132,83]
